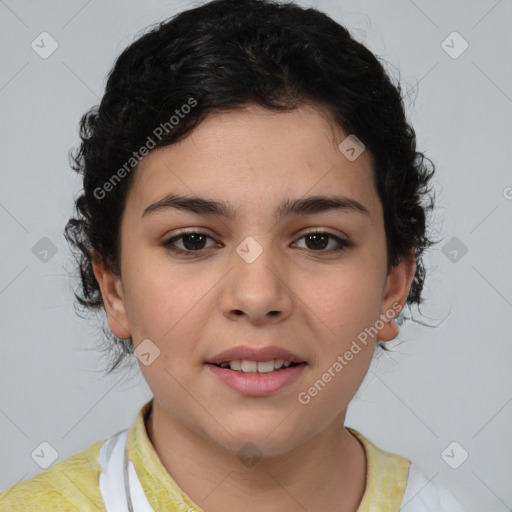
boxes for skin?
[93,103,416,512]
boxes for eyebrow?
[142,193,371,222]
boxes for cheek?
[122,257,213,354]
[296,260,384,332]
[295,340,374,435]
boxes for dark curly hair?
[64,0,439,375]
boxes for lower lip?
[205,363,307,396]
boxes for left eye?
[162,231,351,254]
[293,231,351,252]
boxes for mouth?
[204,345,308,396]
[206,344,307,367]
[206,359,306,373]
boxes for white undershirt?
[400,463,465,511]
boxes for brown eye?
[305,233,329,250]
[162,231,217,254]
[162,230,351,256]
[179,233,208,251]
[294,231,351,253]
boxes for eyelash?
[161,230,352,255]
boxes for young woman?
[0,0,464,510]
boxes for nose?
[219,239,293,326]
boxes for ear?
[377,250,416,342]
[91,250,131,339]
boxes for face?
[93,104,415,457]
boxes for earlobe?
[91,254,131,339]
[377,251,416,342]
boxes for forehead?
[126,104,380,221]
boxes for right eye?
[161,231,220,254]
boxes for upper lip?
[206,345,307,365]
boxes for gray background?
[1,0,511,510]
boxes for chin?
[205,418,312,459]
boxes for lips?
[206,345,306,365]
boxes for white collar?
[99,429,156,512]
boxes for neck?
[145,400,367,512]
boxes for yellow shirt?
[0,399,411,511]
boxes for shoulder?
[346,428,465,512]
[347,427,411,511]
[0,439,107,512]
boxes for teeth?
[218,359,297,373]
[229,360,241,371]
[241,360,257,373]
[256,360,275,373]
